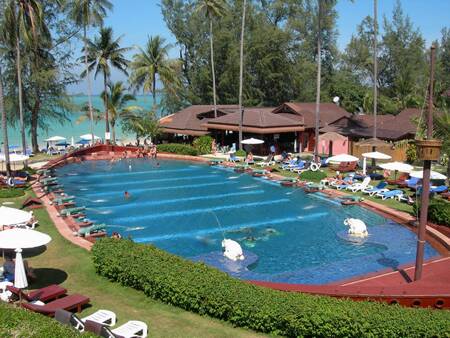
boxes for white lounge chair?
[258,155,275,166]
[346,177,371,193]
[107,320,148,338]
[82,309,117,327]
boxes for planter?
[415,139,442,161]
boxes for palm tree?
[130,35,178,112]
[238,0,247,150]
[101,81,140,143]
[4,0,47,155]
[195,0,226,118]
[434,111,450,181]
[313,0,323,163]
[84,27,129,143]
[66,0,113,145]
[0,65,11,177]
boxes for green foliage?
[92,239,450,337]
[0,188,25,198]
[234,149,246,157]
[299,170,327,182]
[121,111,161,145]
[157,143,199,156]
[406,143,418,164]
[192,135,213,154]
[0,302,92,337]
[415,198,450,227]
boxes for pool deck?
[38,145,450,309]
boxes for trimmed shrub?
[415,198,450,227]
[193,135,213,155]
[234,149,246,157]
[157,143,199,156]
[92,239,450,337]
[299,170,327,182]
[406,143,417,164]
[0,302,92,337]
[0,188,25,198]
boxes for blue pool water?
[55,159,438,284]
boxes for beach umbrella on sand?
[325,154,359,163]
[45,136,66,142]
[361,151,391,175]
[410,170,447,180]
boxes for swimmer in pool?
[124,191,130,199]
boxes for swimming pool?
[55,159,438,284]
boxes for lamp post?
[414,45,442,281]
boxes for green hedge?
[299,170,327,182]
[193,135,213,155]
[157,143,199,156]
[414,198,450,227]
[0,302,93,337]
[92,239,450,337]
[234,149,246,157]
[0,188,26,198]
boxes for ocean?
[0,95,157,150]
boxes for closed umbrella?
[14,249,28,290]
[325,154,359,163]
[0,206,32,227]
[362,151,392,175]
[410,170,447,180]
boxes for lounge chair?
[104,320,148,338]
[22,294,90,316]
[332,176,353,190]
[346,177,371,193]
[77,223,106,236]
[400,177,420,190]
[7,284,67,302]
[362,181,388,196]
[82,309,117,327]
[430,185,448,194]
[257,155,275,166]
[229,153,240,163]
[397,194,415,205]
[376,189,404,200]
[56,309,117,333]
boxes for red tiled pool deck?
[39,145,450,309]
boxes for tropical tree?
[434,110,450,181]
[84,27,129,143]
[101,81,140,143]
[130,35,179,112]
[66,0,113,145]
[238,0,247,150]
[0,65,11,177]
[4,0,47,155]
[195,0,226,118]
[121,111,161,145]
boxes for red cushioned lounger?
[8,284,67,302]
[22,294,90,316]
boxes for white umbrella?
[379,162,413,173]
[326,154,359,163]
[410,170,447,180]
[14,248,28,290]
[0,228,51,249]
[362,151,392,175]
[0,207,32,227]
[241,138,264,145]
[0,154,29,163]
[45,136,66,142]
[80,134,100,141]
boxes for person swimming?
[124,191,130,199]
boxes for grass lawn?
[1,191,265,338]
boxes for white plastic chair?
[82,309,117,327]
[110,320,148,338]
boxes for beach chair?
[376,189,404,200]
[332,176,353,190]
[77,223,106,236]
[107,320,148,338]
[22,294,90,316]
[290,161,307,173]
[400,177,420,189]
[7,284,67,302]
[82,309,117,327]
[229,153,240,163]
[257,155,275,166]
[430,185,448,194]
[346,176,371,193]
[362,181,388,196]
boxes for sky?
[68,0,450,94]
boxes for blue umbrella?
[76,139,90,145]
[55,141,70,147]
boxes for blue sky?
[69,0,450,94]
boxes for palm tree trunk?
[152,71,157,111]
[373,0,378,139]
[103,72,110,144]
[84,26,95,145]
[111,121,116,144]
[314,0,322,163]
[238,0,247,151]
[210,18,217,118]
[0,66,11,177]
[16,35,27,155]
[31,98,40,153]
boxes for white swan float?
[222,239,245,261]
[344,218,368,237]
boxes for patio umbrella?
[80,134,100,141]
[379,162,413,179]
[14,249,28,290]
[241,138,264,145]
[361,151,392,175]
[0,206,32,227]
[76,139,90,145]
[55,141,70,147]
[45,136,66,142]
[410,170,447,180]
[325,154,359,163]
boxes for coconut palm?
[84,27,130,143]
[0,65,11,177]
[66,0,113,145]
[4,0,48,155]
[195,0,226,118]
[101,81,140,143]
[130,35,178,111]
[238,0,247,150]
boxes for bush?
[234,149,246,157]
[0,302,92,337]
[193,136,213,155]
[0,188,25,199]
[414,198,450,227]
[157,143,199,156]
[92,239,450,337]
[406,143,417,164]
[299,170,327,182]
